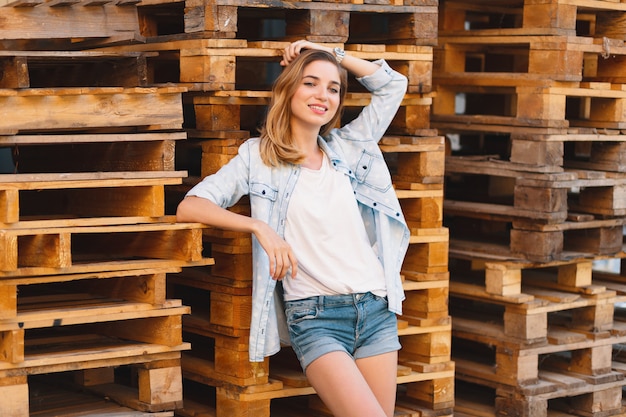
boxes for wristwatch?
[333,47,345,64]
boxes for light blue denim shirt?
[186,60,410,362]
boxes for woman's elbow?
[175,198,194,223]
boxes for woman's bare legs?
[356,350,398,417]
[305,350,398,417]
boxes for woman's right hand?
[252,220,298,281]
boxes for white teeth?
[310,105,326,112]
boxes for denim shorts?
[284,292,401,372]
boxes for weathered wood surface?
[0,217,212,276]
[0,2,141,44]
[0,87,185,134]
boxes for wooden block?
[0,57,29,89]
[514,185,567,214]
[0,231,17,271]
[0,284,17,319]
[210,292,252,329]
[571,297,615,332]
[565,226,623,255]
[286,9,349,42]
[402,287,449,317]
[485,264,521,296]
[391,103,433,133]
[557,261,592,288]
[590,141,626,168]
[503,310,547,341]
[202,152,237,177]
[400,331,452,362]
[522,3,577,30]
[184,4,237,34]
[194,104,241,131]
[401,197,443,229]
[211,251,253,280]
[496,349,538,385]
[397,150,446,180]
[401,59,433,94]
[403,241,449,274]
[510,229,563,262]
[495,393,547,417]
[214,345,268,382]
[579,185,626,213]
[19,233,71,268]
[181,55,236,89]
[138,366,183,405]
[351,11,438,44]
[528,48,583,78]
[0,379,28,417]
[571,344,613,376]
[589,96,626,123]
[516,88,566,121]
[593,54,626,83]
[0,190,19,224]
[510,139,564,166]
[566,386,622,414]
[404,376,455,409]
[216,388,270,417]
[0,330,24,364]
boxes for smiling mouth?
[309,105,327,112]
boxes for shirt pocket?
[354,150,392,193]
[249,181,278,214]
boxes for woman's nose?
[314,87,328,100]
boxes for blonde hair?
[259,49,348,166]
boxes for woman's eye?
[329,87,339,94]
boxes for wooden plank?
[0,336,188,373]
[0,171,185,188]
[0,132,185,145]
[0,4,139,41]
[0,87,185,134]
[0,302,188,332]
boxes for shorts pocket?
[285,305,318,325]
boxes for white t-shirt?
[283,154,386,301]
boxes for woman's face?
[290,60,341,131]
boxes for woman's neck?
[291,124,324,170]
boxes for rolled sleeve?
[186,140,252,209]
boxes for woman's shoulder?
[237,137,261,155]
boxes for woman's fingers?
[254,221,297,280]
[280,40,309,66]
[270,247,296,280]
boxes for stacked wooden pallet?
[91,0,454,416]
[0,3,212,416]
[433,0,626,415]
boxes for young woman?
[176,40,410,417]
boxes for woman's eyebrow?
[302,74,341,86]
